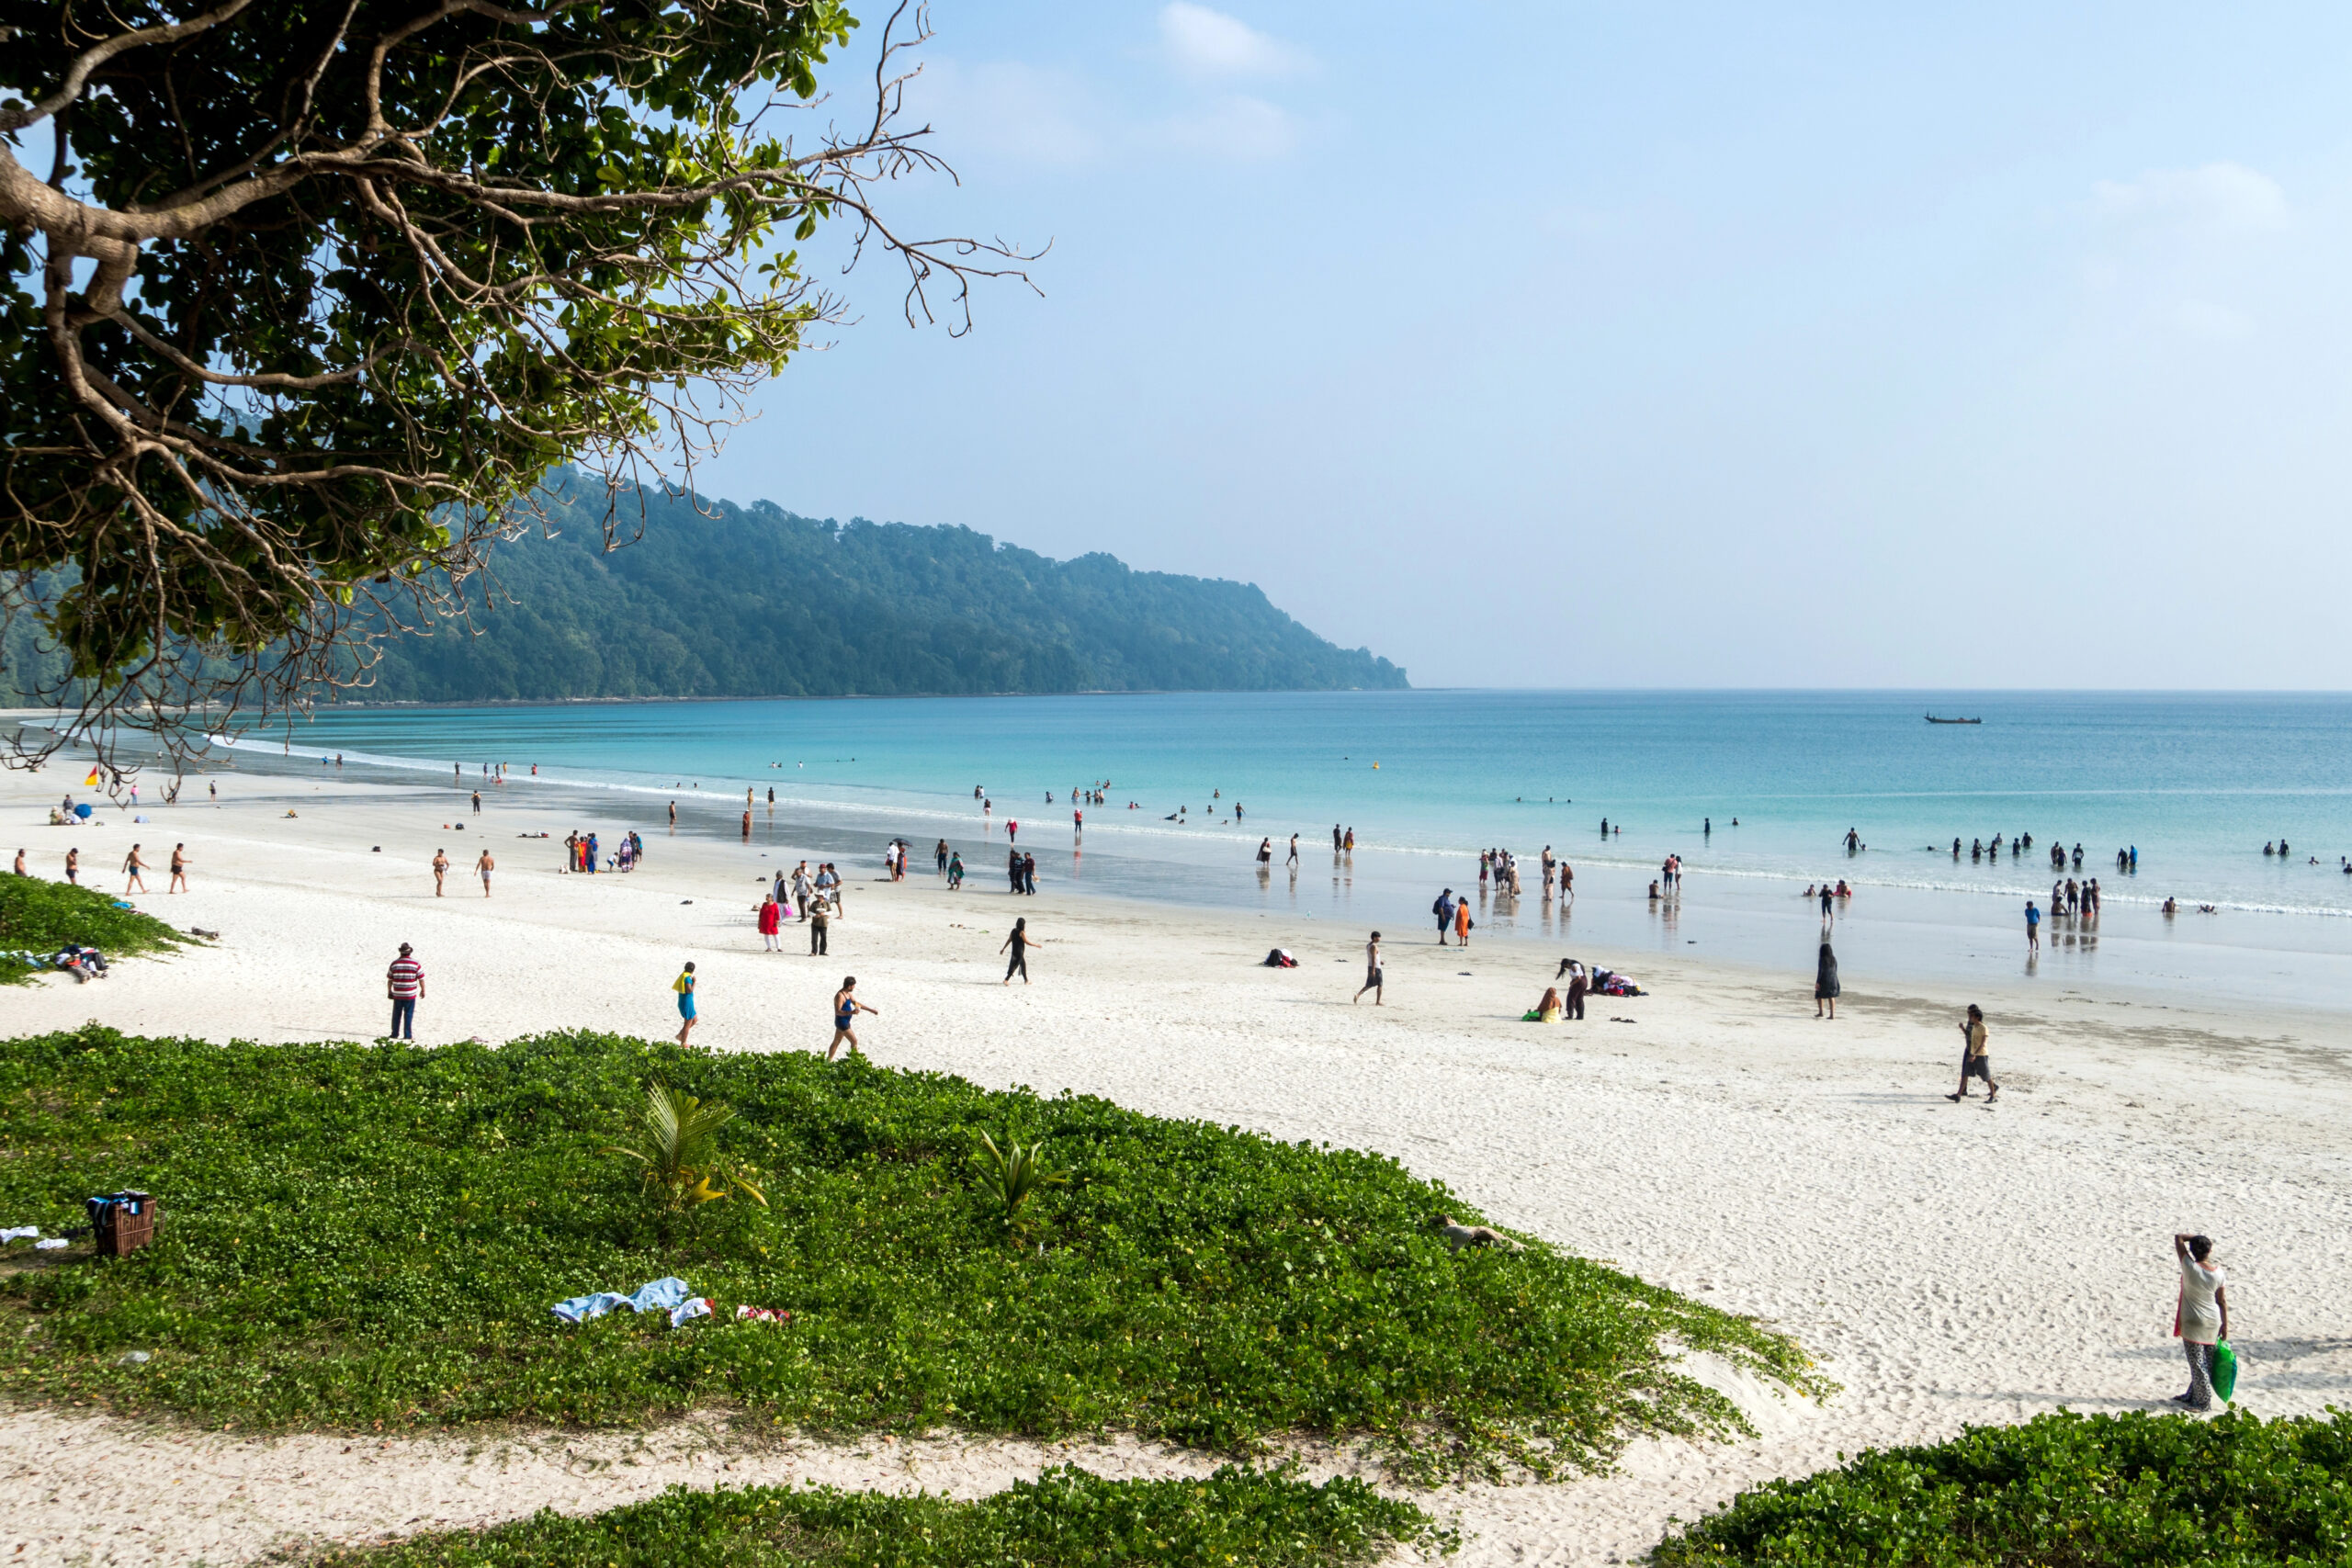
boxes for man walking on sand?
[1433,888,1456,945]
[1353,931,1385,1004]
[475,848,494,896]
[386,943,424,1039]
[169,843,189,892]
[1948,1003,1997,1102]
[433,848,449,896]
[122,843,147,893]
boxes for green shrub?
[0,1027,1822,1481]
[0,874,185,983]
[305,1463,1448,1567]
[1651,1409,2352,1565]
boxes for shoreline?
[5,766,2352,1564]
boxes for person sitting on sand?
[1533,987,1563,1023]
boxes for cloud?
[1159,3,1309,78]
[2092,162,2288,233]
[914,60,1102,166]
[1156,96,1298,161]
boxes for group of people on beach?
[561,829,642,874]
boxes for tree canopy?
[0,0,1019,761]
[317,474,1410,699]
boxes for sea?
[208,690,2352,1017]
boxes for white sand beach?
[6,766,2351,1565]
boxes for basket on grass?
[86,1191,155,1258]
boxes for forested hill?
[345,475,1407,702]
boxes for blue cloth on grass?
[551,1276,693,1325]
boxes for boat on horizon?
[1925,715,1983,724]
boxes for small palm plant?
[974,1130,1066,1238]
[606,1082,766,1237]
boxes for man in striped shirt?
[387,943,424,1039]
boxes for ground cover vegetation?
[0,1027,1816,1482]
[1650,1409,2352,1565]
[307,1463,1448,1567]
[0,874,184,983]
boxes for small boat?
[1924,715,1982,725]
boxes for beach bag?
[2212,1340,2238,1402]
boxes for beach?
[6,764,2352,1566]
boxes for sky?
[688,2,2352,690]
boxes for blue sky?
[692,3,2352,689]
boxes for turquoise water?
[231,690,2352,1012]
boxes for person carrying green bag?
[2171,1232,2231,1410]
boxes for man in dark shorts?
[1353,932,1384,1004]
[1948,1004,1996,1101]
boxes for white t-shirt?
[2179,1254,2225,1344]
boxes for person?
[741,808,752,840]
[668,799,677,828]
[1819,883,1834,923]
[386,943,424,1039]
[1022,851,1038,895]
[1287,833,1300,868]
[2026,899,2041,952]
[1008,818,1019,844]
[936,840,950,875]
[1533,987,1563,1023]
[1008,846,1023,894]
[1815,941,1839,1019]
[1001,916,1039,984]
[947,851,965,889]
[432,847,449,897]
[1454,897,1473,946]
[1333,824,1343,851]
[122,843,148,893]
[1256,837,1272,868]
[168,842,188,892]
[808,891,831,955]
[758,893,782,951]
[673,962,699,1046]
[1562,958,1588,1020]
[63,846,78,885]
[1558,859,1573,902]
[1433,888,1456,945]
[470,788,481,816]
[1949,1004,1996,1102]
[11,848,25,876]
[474,848,494,896]
[2171,1233,2230,1411]
[209,779,217,801]
[1343,827,1355,852]
[829,976,876,1060]
[1354,931,1384,1004]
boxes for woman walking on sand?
[1454,897,1473,947]
[1001,917,1042,984]
[1815,941,1839,1019]
[673,962,699,1047]
[2171,1232,2230,1410]
[828,976,877,1060]
[758,893,782,951]
[433,848,449,896]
